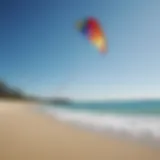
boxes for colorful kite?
[76,17,107,53]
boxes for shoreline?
[44,105,160,148]
[47,114,160,149]
[0,100,160,160]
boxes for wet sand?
[0,100,160,160]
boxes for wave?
[44,107,160,141]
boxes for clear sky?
[1,0,160,101]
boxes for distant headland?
[0,80,72,105]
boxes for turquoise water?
[44,100,160,143]
[54,100,160,114]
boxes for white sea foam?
[44,107,160,141]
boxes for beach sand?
[0,100,160,160]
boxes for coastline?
[0,100,160,160]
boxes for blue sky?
[1,0,160,100]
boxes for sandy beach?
[0,100,160,160]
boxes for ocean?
[42,100,160,145]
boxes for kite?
[76,17,107,53]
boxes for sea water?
[42,100,160,145]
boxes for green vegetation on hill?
[0,80,72,104]
[0,80,26,99]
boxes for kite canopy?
[76,17,107,53]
